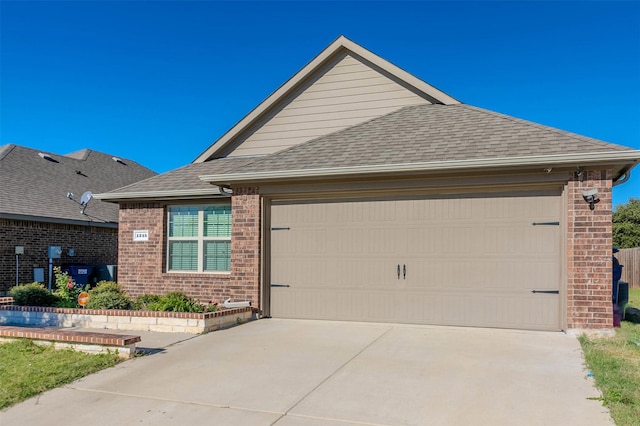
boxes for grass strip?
[0,339,121,410]
[579,321,640,425]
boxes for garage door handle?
[531,290,559,294]
[403,264,406,279]
[397,264,401,280]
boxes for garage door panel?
[274,228,401,256]
[273,288,404,322]
[270,192,562,330]
[405,224,556,255]
[404,224,559,256]
[272,288,560,331]
[404,257,558,291]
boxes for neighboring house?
[97,36,640,332]
[0,144,157,293]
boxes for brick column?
[566,170,613,329]
[231,187,261,308]
[118,202,165,295]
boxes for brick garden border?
[0,325,141,358]
[0,305,256,334]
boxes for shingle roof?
[0,145,157,224]
[218,104,633,175]
[98,157,256,197]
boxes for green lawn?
[579,288,640,425]
[0,339,121,410]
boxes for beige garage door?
[270,191,562,331]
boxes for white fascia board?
[192,36,460,163]
[199,151,640,185]
[94,188,224,202]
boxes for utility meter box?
[48,246,62,259]
[33,268,44,283]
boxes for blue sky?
[1,1,639,207]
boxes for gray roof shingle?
[0,145,157,224]
[220,104,633,175]
[100,157,256,196]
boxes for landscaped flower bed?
[4,269,256,333]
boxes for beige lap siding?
[566,170,613,329]
[117,188,261,306]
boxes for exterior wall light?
[582,188,600,210]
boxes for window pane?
[204,241,231,271]
[204,205,231,237]
[169,241,198,271]
[169,207,199,237]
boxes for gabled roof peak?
[193,36,460,163]
[65,148,93,160]
[0,144,16,161]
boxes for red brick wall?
[231,187,261,307]
[0,218,117,294]
[117,187,261,307]
[566,170,613,329]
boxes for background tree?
[613,198,640,248]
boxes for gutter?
[0,213,117,228]
[94,187,224,202]
[199,151,640,185]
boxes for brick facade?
[566,170,613,329]
[114,174,616,330]
[117,187,261,307]
[230,187,261,306]
[0,218,117,294]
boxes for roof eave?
[192,36,460,163]
[94,187,227,203]
[199,151,640,186]
[0,213,118,228]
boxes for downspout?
[613,171,631,187]
[219,186,233,196]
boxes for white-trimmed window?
[167,204,231,272]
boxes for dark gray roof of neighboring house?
[0,145,157,225]
[97,157,256,198]
[217,103,633,175]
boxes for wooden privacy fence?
[617,247,640,289]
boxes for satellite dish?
[80,191,93,215]
[80,191,93,206]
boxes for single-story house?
[0,144,157,292]
[97,36,640,332]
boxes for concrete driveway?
[1,319,612,426]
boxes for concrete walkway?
[0,319,613,425]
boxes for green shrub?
[90,281,122,294]
[52,267,87,308]
[132,294,161,311]
[9,283,58,307]
[85,280,132,310]
[142,292,205,313]
[85,291,132,310]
